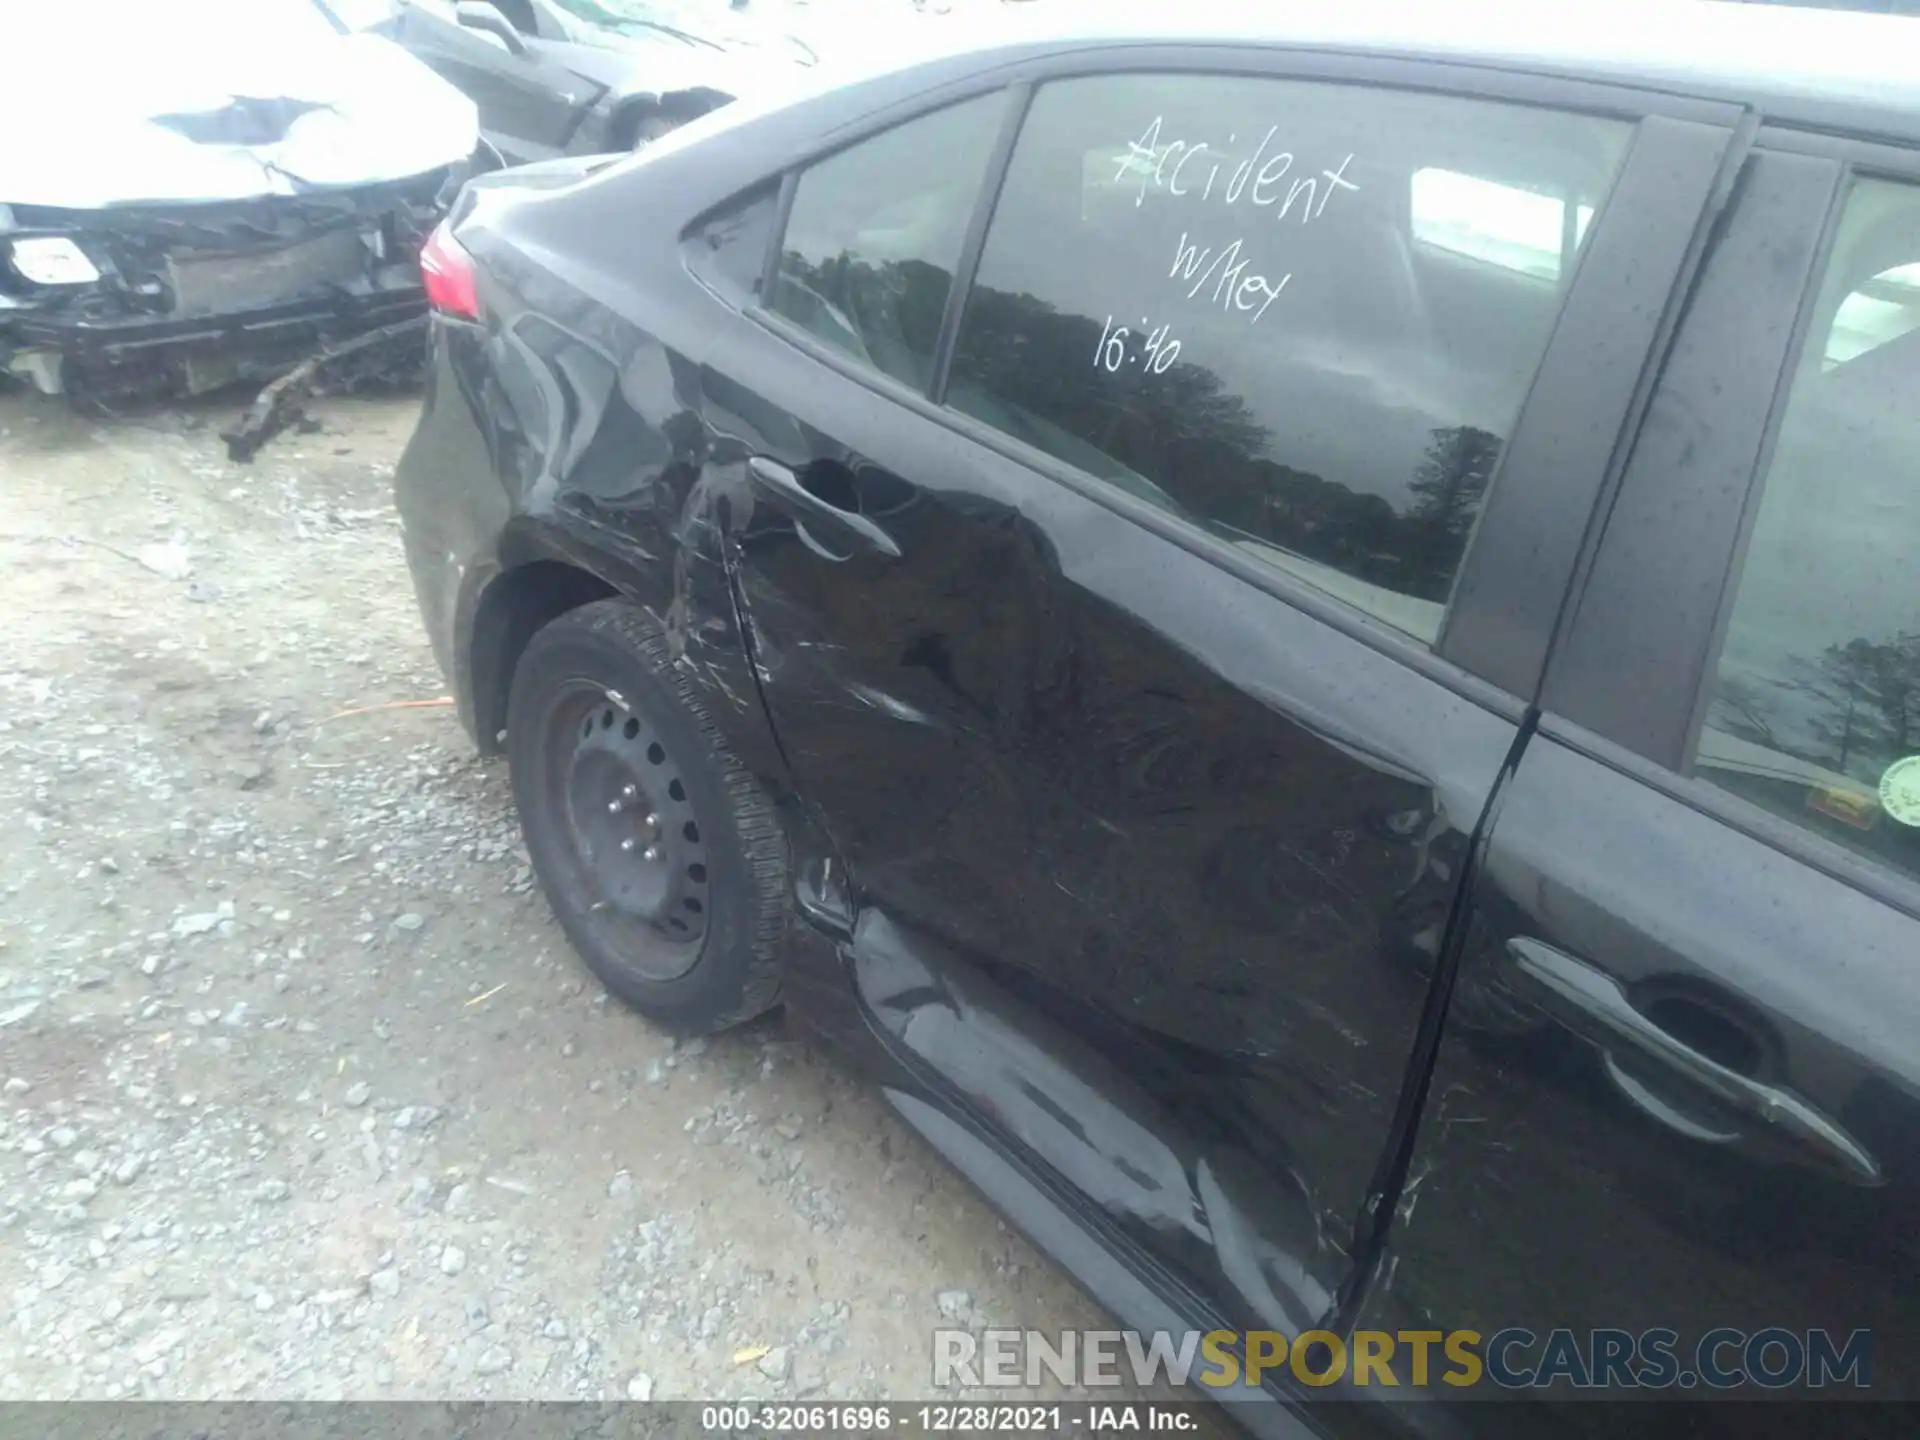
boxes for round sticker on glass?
[1879,756,1920,829]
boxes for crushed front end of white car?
[0,0,482,401]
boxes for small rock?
[170,912,220,939]
[342,1082,372,1109]
[368,1269,401,1301]
[392,913,426,933]
[542,1318,568,1340]
[111,1155,147,1186]
[253,1291,275,1313]
[0,1000,41,1028]
[627,1373,654,1401]
[2,1077,30,1095]
[444,1182,473,1217]
[439,1245,467,1276]
[391,1105,441,1131]
[475,1347,512,1376]
[758,1346,792,1382]
[253,1179,291,1204]
[607,1172,633,1199]
[935,1289,971,1321]
[48,1126,79,1151]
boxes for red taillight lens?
[420,222,480,320]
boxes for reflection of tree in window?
[1715,633,1920,783]
[949,282,1501,607]
[774,253,953,389]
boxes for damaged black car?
[0,0,482,405]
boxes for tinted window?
[946,74,1630,642]
[1699,177,1920,883]
[770,93,1004,392]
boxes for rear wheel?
[506,600,785,1034]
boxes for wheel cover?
[549,683,711,979]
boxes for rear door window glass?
[1411,168,1594,281]
[770,93,1003,393]
[945,73,1631,644]
[1698,176,1920,882]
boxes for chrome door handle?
[1504,938,1882,1187]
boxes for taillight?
[420,222,480,320]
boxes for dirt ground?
[0,388,1127,1403]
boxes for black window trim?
[929,82,1036,404]
[1539,145,1845,768]
[1675,146,1857,772]
[1439,110,1752,700]
[739,46,1746,716]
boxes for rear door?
[1355,136,1920,1428]
[699,53,1739,1366]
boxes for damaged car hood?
[0,0,479,209]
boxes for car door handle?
[1504,938,1882,1187]
[747,457,901,559]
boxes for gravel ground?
[0,390,1135,1405]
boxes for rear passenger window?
[769,93,1004,392]
[946,74,1630,643]
[1699,177,1920,882]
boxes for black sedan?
[321,0,818,165]
[396,2,1920,1430]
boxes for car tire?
[505,599,786,1035]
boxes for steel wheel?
[506,600,785,1034]
[552,683,712,975]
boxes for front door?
[1356,143,1920,1428]
[707,63,1729,1352]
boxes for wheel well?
[470,561,619,754]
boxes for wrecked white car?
[0,0,481,402]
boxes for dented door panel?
[694,310,1523,1336]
